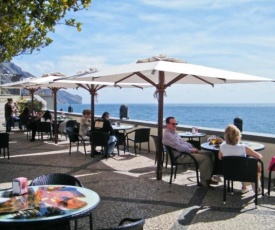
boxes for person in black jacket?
[4,98,14,132]
[19,107,31,130]
[95,112,117,156]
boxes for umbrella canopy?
[1,73,149,144]
[1,73,115,143]
[67,54,272,180]
[56,69,151,136]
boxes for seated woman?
[42,110,53,139]
[42,110,53,123]
[95,112,117,157]
[218,124,263,193]
[29,110,43,142]
[79,109,91,140]
[19,107,31,130]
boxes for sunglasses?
[169,123,178,125]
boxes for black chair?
[268,157,275,196]
[115,132,126,155]
[90,131,110,158]
[222,156,264,206]
[98,217,145,230]
[66,127,87,155]
[63,120,77,140]
[126,128,150,155]
[30,173,83,187]
[37,122,53,140]
[0,133,10,160]
[30,173,92,230]
[150,135,168,168]
[164,145,199,186]
[19,117,31,139]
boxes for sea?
[57,103,275,135]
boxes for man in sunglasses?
[163,116,218,188]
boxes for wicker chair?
[126,128,150,155]
[164,145,199,186]
[30,173,92,230]
[66,127,88,155]
[222,156,264,206]
[150,135,168,168]
[90,131,110,158]
[37,122,53,140]
[0,133,10,160]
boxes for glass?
[208,135,216,145]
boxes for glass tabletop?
[178,132,206,138]
[201,141,265,152]
[0,185,100,224]
[112,125,133,130]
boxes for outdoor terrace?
[1,127,275,229]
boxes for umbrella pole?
[30,90,35,116]
[156,71,165,180]
[91,91,95,129]
[51,88,58,144]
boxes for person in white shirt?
[79,109,91,140]
[218,124,263,193]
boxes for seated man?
[95,112,117,157]
[162,116,218,188]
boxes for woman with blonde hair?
[218,124,263,193]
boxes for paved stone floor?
[1,129,275,230]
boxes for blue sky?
[13,0,275,104]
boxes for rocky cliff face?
[0,61,82,104]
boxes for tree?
[0,0,92,62]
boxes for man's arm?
[163,130,191,153]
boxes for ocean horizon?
[57,103,275,135]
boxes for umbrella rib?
[115,73,136,84]
[77,83,108,92]
[166,74,188,87]
[135,72,157,87]
[192,75,215,87]
[129,85,144,89]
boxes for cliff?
[0,61,82,104]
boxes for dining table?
[0,185,100,229]
[112,124,133,131]
[178,132,207,150]
[201,141,265,175]
[112,124,133,154]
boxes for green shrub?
[17,99,44,113]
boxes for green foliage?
[0,0,92,62]
[18,99,44,113]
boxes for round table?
[178,132,206,150]
[178,132,206,138]
[112,125,133,153]
[201,141,265,152]
[0,185,100,228]
[112,125,133,131]
[201,141,265,175]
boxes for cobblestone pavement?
[0,129,275,230]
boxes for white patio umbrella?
[1,73,116,143]
[1,73,149,144]
[66,54,272,180]
[55,69,151,134]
